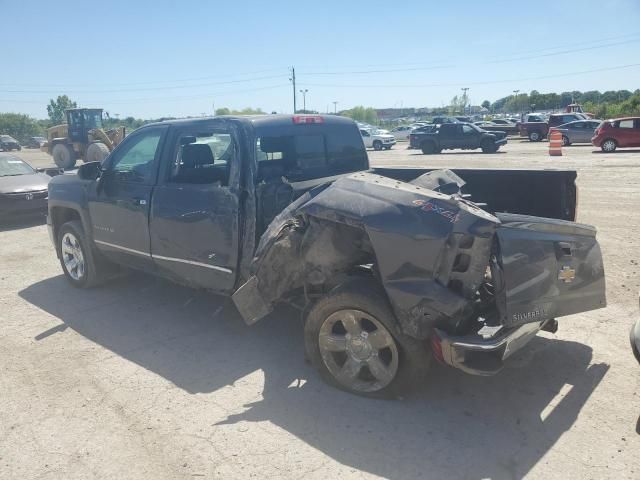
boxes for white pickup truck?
[360,128,396,150]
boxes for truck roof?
[143,114,356,129]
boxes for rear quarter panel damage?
[233,172,500,338]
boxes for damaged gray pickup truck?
[47,114,606,397]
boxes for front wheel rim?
[61,232,85,280]
[318,309,399,393]
[603,140,615,151]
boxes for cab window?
[108,128,164,184]
[169,132,233,186]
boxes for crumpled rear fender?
[233,172,499,338]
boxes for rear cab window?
[255,122,368,183]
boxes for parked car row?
[0,135,47,151]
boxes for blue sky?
[2,0,640,119]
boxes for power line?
[297,36,640,75]
[0,67,288,88]
[0,84,287,105]
[0,74,287,94]
[300,63,640,89]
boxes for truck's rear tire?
[52,143,76,169]
[421,141,436,154]
[373,140,383,151]
[528,131,542,142]
[304,278,431,398]
[85,142,110,163]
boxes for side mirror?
[77,161,103,181]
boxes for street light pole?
[300,89,308,112]
[513,89,520,114]
[333,101,338,114]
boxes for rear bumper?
[433,319,550,375]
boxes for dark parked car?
[519,113,587,141]
[25,136,47,149]
[431,116,459,125]
[47,114,605,397]
[0,135,21,151]
[0,154,50,219]
[591,117,640,152]
[410,122,507,153]
[549,120,602,146]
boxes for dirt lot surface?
[2,141,639,479]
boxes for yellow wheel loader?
[43,108,126,169]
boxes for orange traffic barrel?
[549,130,563,156]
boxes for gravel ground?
[1,140,639,479]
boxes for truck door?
[149,121,240,293]
[88,125,168,269]
[439,124,457,149]
[460,124,480,148]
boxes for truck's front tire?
[52,143,77,169]
[304,278,431,398]
[57,221,108,288]
[481,140,498,153]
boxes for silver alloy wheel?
[602,139,616,152]
[530,132,540,141]
[61,232,85,281]
[318,309,399,393]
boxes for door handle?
[132,198,147,206]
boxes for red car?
[591,117,640,152]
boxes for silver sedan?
[551,119,602,146]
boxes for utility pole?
[461,87,469,115]
[300,89,308,112]
[333,101,338,114]
[513,90,520,115]
[289,67,297,113]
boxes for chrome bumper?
[434,320,549,376]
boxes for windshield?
[0,156,34,176]
[1,135,16,142]
[83,110,103,129]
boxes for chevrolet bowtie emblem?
[558,266,576,283]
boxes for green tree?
[481,100,491,109]
[342,106,378,124]
[215,107,265,115]
[0,113,45,143]
[46,95,77,125]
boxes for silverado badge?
[558,265,576,283]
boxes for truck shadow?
[0,214,46,232]
[20,273,608,480]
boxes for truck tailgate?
[495,213,606,327]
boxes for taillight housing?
[292,115,324,124]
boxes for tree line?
[2,90,640,143]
